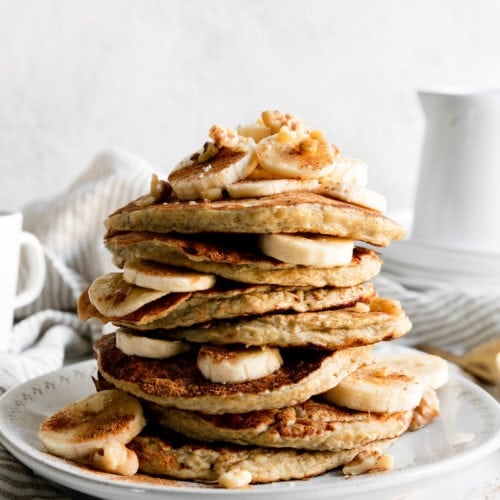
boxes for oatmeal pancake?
[150,399,412,451]
[104,192,405,247]
[161,303,411,349]
[79,281,376,330]
[105,231,383,287]
[129,432,396,485]
[94,333,372,414]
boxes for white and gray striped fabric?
[0,148,498,498]
[1,148,155,395]
[375,274,500,353]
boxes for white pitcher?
[411,89,500,255]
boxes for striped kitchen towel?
[375,274,500,353]
[0,148,155,395]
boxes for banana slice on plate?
[89,441,139,476]
[88,272,168,317]
[197,344,283,384]
[168,136,257,200]
[323,360,424,412]
[38,389,146,474]
[123,260,216,292]
[373,352,449,390]
[258,233,354,267]
[116,328,191,359]
[256,129,338,179]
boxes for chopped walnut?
[260,110,309,135]
[370,297,402,315]
[276,125,297,144]
[150,173,172,202]
[299,137,319,155]
[209,125,239,149]
[343,450,394,476]
[409,389,440,431]
[267,113,330,158]
[218,469,252,489]
[309,129,328,144]
[354,302,370,313]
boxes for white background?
[1,0,500,211]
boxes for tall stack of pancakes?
[77,111,434,487]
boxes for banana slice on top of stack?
[39,110,449,488]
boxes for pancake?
[94,333,372,414]
[79,281,376,330]
[105,231,383,287]
[129,432,396,485]
[149,399,412,451]
[158,304,412,349]
[104,192,405,247]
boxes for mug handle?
[13,231,46,309]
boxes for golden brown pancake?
[105,231,383,287]
[129,432,396,485]
[94,333,372,414]
[104,192,405,247]
[149,399,412,451]
[79,282,376,330]
[159,303,412,349]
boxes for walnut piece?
[370,297,402,315]
[410,389,440,431]
[209,125,239,149]
[343,450,394,476]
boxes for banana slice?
[89,441,139,476]
[319,182,387,213]
[225,173,385,212]
[353,188,386,212]
[116,328,191,359]
[258,233,354,267]
[168,138,257,200]
[88,272,167,317]
[237,122,272,143]
[256,132,338,179]
[245,165,284,180]
[38,389,146,463]
[322,156,368,188]
[374,352,449,390]
[197,344,283,384]
[226,178,319,199]
[323,361,424,412]
[123,260,216,292]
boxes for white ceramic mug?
[412,89,500,254]
[0,211,46,352]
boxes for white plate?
[0,358,499,500]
